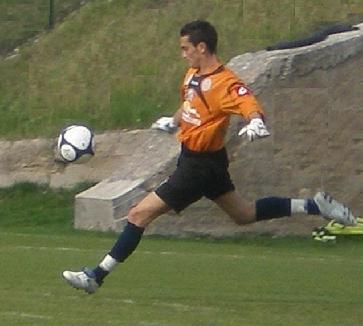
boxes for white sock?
[291,199,307,214]
[99,254,119,272]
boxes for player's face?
[180,36,203,68]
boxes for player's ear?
[197,42,207,54]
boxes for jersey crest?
[235,84,250,96]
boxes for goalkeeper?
[63,20,356,294]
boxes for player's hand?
[151,117,178,133]
[238,118,270,141]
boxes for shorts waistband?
[181,144,227,159]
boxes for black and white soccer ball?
[57,125,95,163]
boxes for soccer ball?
[57,125,95,163]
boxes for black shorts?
[155,145,235,213]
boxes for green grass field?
[1,183,363,325]
[2,232,363,325]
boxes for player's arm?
[151,105,183,133]
[225,82,270,142]
[172,104,183,126]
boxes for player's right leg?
[215,190,356,226]
[213,190,255,225]
[313,192,356,225]
[62,191,170,294]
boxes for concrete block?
[75,178,146,232]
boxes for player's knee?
[127,205,147,228]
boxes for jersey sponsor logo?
[201,78,212,91]
[182,101,201,126]
[185,88,194,101]
[236,85,249,96]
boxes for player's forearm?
[172,105,183,126]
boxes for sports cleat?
[62,267,100,294]
[314,192,356,226]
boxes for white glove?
[238,118,270,141]
[151,117,178,133]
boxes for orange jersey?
[177,65,265,152]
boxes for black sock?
[306,199,320,215]
[93,266,108,284]
[109,222,145,262]
[256,197,291,220]
[93,222,144,284]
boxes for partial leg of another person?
[62,192,170,294]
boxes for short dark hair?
[180,20,218,54]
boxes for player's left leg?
[62,147,207,294]
[62,191,170,294]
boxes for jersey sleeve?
[220,79,265,120]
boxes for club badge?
[237,85,249,96]
[201,78,212,92]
